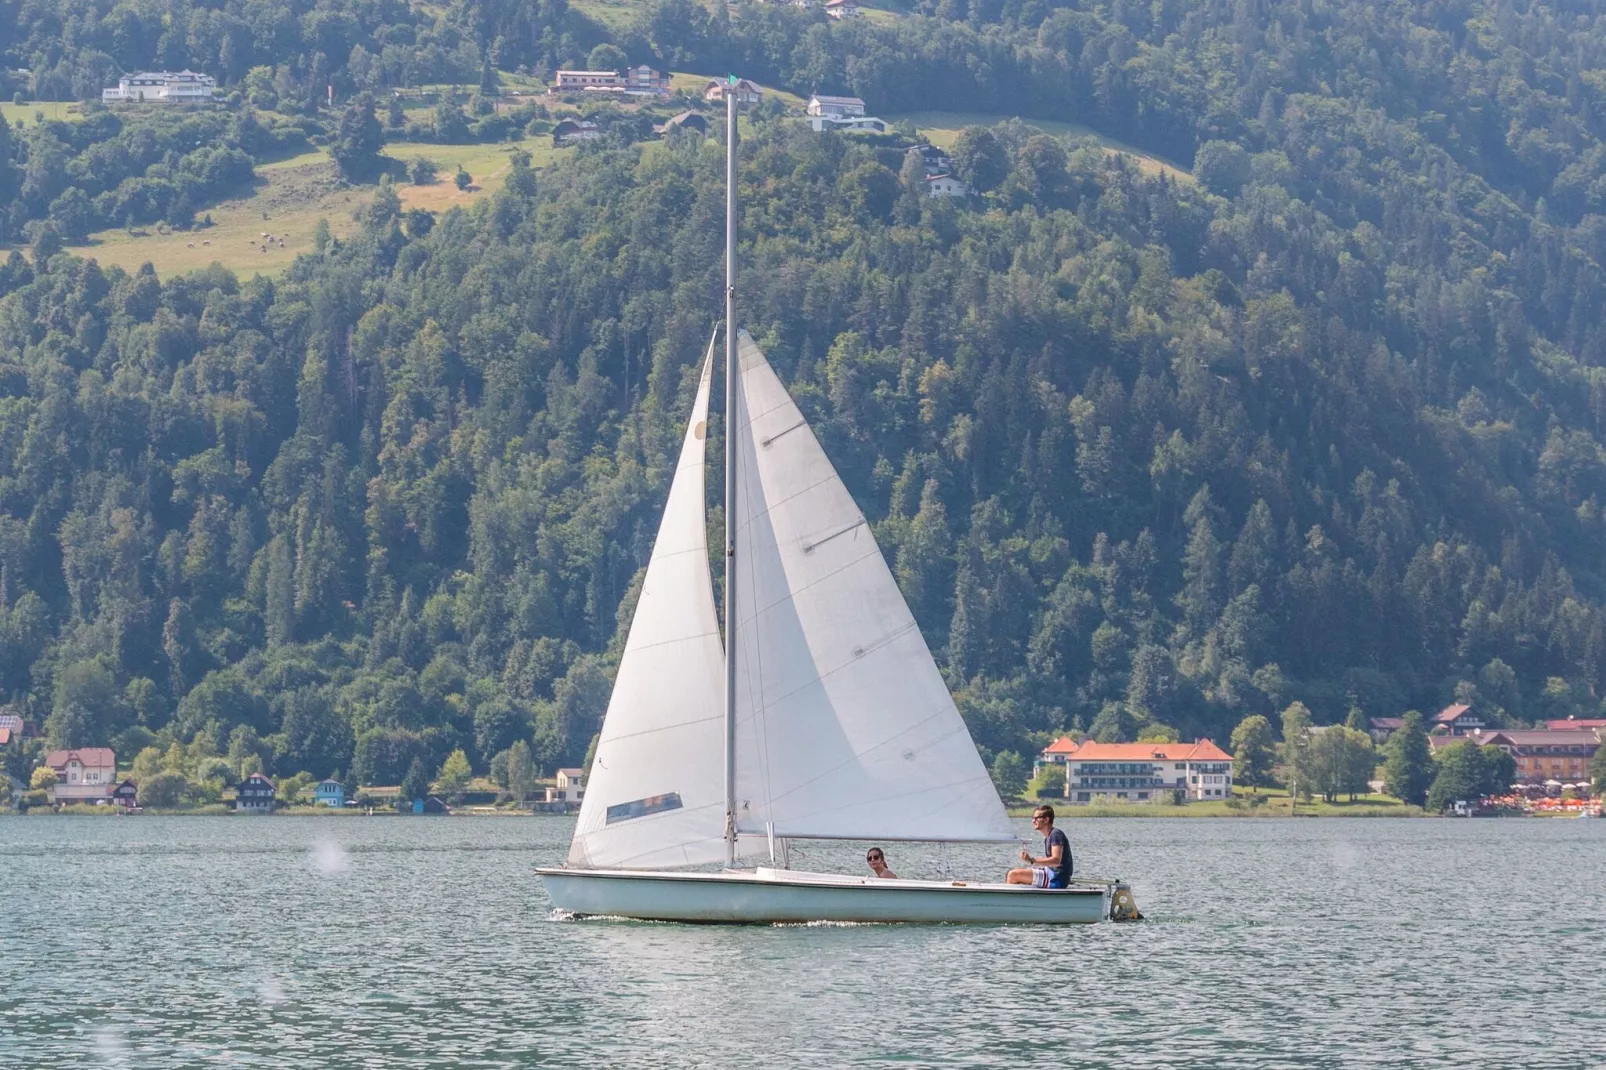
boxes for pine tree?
[1382,710,1433,807]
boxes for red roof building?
[1431,729,1601,786]
[44,747,118,805]
[1543,718,1606,732]
[1042,738,1235,803]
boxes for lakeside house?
[1039,738,1235,803]
[410,795,450,814]
[549,768,586,805]
[236,772,276,813]
[704,78,762,106]
[315,779,346,808]
[1369,703,1488,743]
[1430,729,1601,786]
[825,0,860,17]
[102,70,216,104]
[111,779,138,809]
[552,118,602,146]
[45,747,117,805]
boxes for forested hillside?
[7,0,1606,792]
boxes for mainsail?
[567,350,730,868]
[729,331,1015,844]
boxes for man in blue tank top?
[1006,805,1072,888]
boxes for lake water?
[2,815,1603,1068]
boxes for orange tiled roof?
[1042,736,1081,755]
[1066,739,1234,762]
[1434,704,1473,723]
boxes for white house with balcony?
[1041,739,1234,803]
[102,70,216,104]
[45,748,117,805]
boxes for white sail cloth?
[567,350,731,869]
[729,332,1015,844]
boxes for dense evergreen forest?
[7,0,1606,793]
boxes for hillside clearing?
[62,139,568,279]
[895,110,1192,182]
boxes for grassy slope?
[64,139,569,280]
[896,110,1193,181]
[0,101,84,125]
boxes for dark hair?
[1033,805,1055,823]
[866,848,885,861]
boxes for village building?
[551,66,668,97]
[111,779,139,809]
[1543,717,1606,732]
[45,747,117,805]
[102,70,216,104]
[236,772,276,813]
[1370,703,1489,743]
[316,779,346,808]
[807,94,867,119]
[551,70,625,93]
[410,795,450,814]
[552,118,603,146]
[825,0,860,17]
[545,768,586,808]
[623,65,670,96]
[916,143,953,175]
[658,110,710,135]
[1040,739,1235,803]
[1430,729,1601,787]
[925,173,968,197]
[705,78,762,106]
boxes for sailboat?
[537,82,1136,925]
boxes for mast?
[722,76,740,867]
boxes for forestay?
[729,331,1015,844]
[567,349,731,869]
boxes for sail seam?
[730,471,840,535]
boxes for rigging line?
[730,541,885,618]
[728,471,843,535]
[620,629,724,655]
[595,713,724,745]
[725,611,922,714]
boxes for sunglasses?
[867,855,884,862]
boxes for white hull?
[537,866,1109,924]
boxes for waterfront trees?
[1229,716,1275,792]
[1383,714,1434,808]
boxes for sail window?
[605,792,685,824]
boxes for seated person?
[866,847,897,878]
[1006,805,1072,888]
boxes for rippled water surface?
[3,815,1604,1068]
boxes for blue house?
[316,779,346,808]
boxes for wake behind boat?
[537,79,1138,925]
